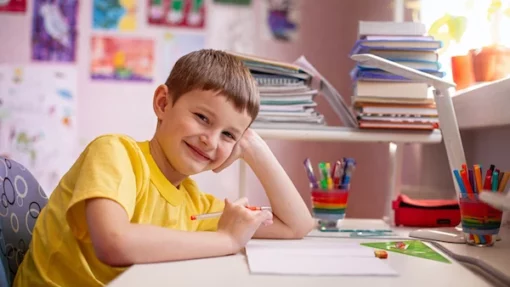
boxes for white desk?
[107,221,510,287]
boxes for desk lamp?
[351,54,467,243]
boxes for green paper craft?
[360,240,451,264]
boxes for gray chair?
[0,156,48,286]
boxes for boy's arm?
[85,197,271,266]
[214,129,315,239]
[245,141,316,239]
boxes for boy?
[14,49,315,287]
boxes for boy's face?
[154,86,253,176]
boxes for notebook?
[228,51,312,81]
[294,56,358,127]
[253,73,305,86]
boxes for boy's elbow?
[291,217,316,239]
[94,233,134,267]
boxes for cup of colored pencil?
[303,157,356,228]
[453,163,508,247]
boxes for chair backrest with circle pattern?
[0,156,48,285]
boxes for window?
[419,0,510,82]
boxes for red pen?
[483,169,493,191]
[190,206,272,220]
[333,160,342,187]
[460,169,473,195]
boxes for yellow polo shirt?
[13,134,224,287]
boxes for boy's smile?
[184,141,213,162]
[151,86,253,186]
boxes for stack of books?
[349,21,445,130]
[228,52,326,129]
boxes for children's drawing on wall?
[93,0,137,31]
[148,0,206,29]
[0,0,26,12]
[31,0,78,62]
[208,4,255,53]
[90,36,154,82]
[263,0,300,42]
[0,65,78,194]
[159,32,205,82]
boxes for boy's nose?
[199,133,219,150]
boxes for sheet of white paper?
[245,240,398,276]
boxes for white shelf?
[453,76,510,130]
[253,126,442,144]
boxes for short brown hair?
[165,49,259,121]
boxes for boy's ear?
[153,84,170,120]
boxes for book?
[357,115,439,124]
[350,39,443,55]
[358,121,439,130]
[358,60,441,71]
[366,49,439,62]
[358,21,426,37]
[355,104,438,117]
[361,35,434,41]
[354,81,431,99]
[351,96,435,105]
[351,67,446,82]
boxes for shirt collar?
[138,140,186,206]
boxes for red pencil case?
[392,194,461,227]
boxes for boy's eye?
[223,131,235,140]
[195,113,209,123]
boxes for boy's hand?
[213,128,268,173]
[217,197,273,253]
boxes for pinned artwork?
[148,0,206,29]
[0,0,27,12]
[159,32,205,82]
[93,0,137,31]
[262,0,301,42]
[0,65,78,194]
[213,0,251,5]
[90,36,154,82]
[31,0,78,62]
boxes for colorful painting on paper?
[263,0,300,42]
[148,0,206,29]
[159,32,205,83]
[93,0,137,31]
[0,0,26,12]
[31,0,78,62]
[213,0,251,5]
[90,36,154,82]
[0,65,78,194]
